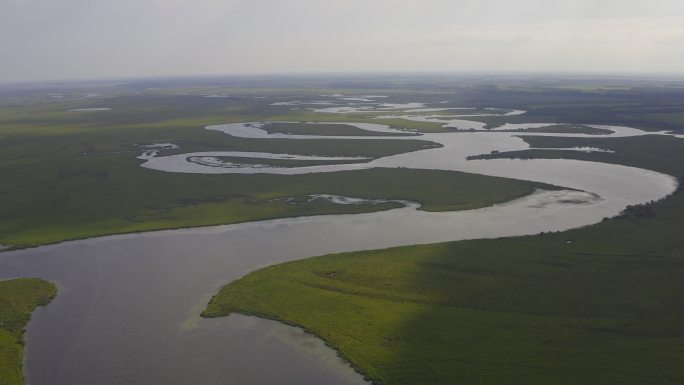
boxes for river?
[0,115,679,385]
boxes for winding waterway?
[0,111,680,385]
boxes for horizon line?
[2,69,684,88]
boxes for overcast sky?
[2,0,684,82]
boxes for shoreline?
[0,178,542,254]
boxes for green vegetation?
[451,114,559,130]
[199,155,365,168]
[260,113,446,133]
[263,122,413,136]
[0,164,542,248]
[365,118,445,133]
[468,134,684,176]
[499,124,613,135]
[204,134,684,384]
[6,84,605,249]
[0,93,451,248]
[447,123,612,134]
[6,75,684,384]
[0,279,57,385]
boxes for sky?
[2,0,684,82]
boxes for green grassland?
[204,134,684,385]
[0,279,57,385]
[467,134,684,176]
[445,123,612,134]
[199,156,365,168]
[0,94,450,248]
[4,80,684,251]
[369,118,446,133]
[0,159,543,248]
[4,88,584,249]
[449,114,560,129]
[258,112,447,133]
[500,124,613,135]
[262,122,415,136]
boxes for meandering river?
[0,113,679,385]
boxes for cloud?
[1,0,683,82]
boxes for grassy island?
[204,134,684,385]
[0,279,57,385]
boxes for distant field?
[262,122,414,136]
[0,279,57,385]
[499,124,613,135]
[0,93,451,248]
[4,86,598,249]
[198,155,365,168]
[0,163,544,248]
[468,134,684,176]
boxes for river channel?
[0,114,679,385]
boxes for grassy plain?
[204,134,684,384]
[501,124,613,135]
[259,113,447,133]
[198,156,364,168]
[8,84,614,248]
[263,122,414,136]
[468,134,684,176]
[0,279,57,385]
[0,161,542,248]
[0,93,454,248]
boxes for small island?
[0,279,57,385]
